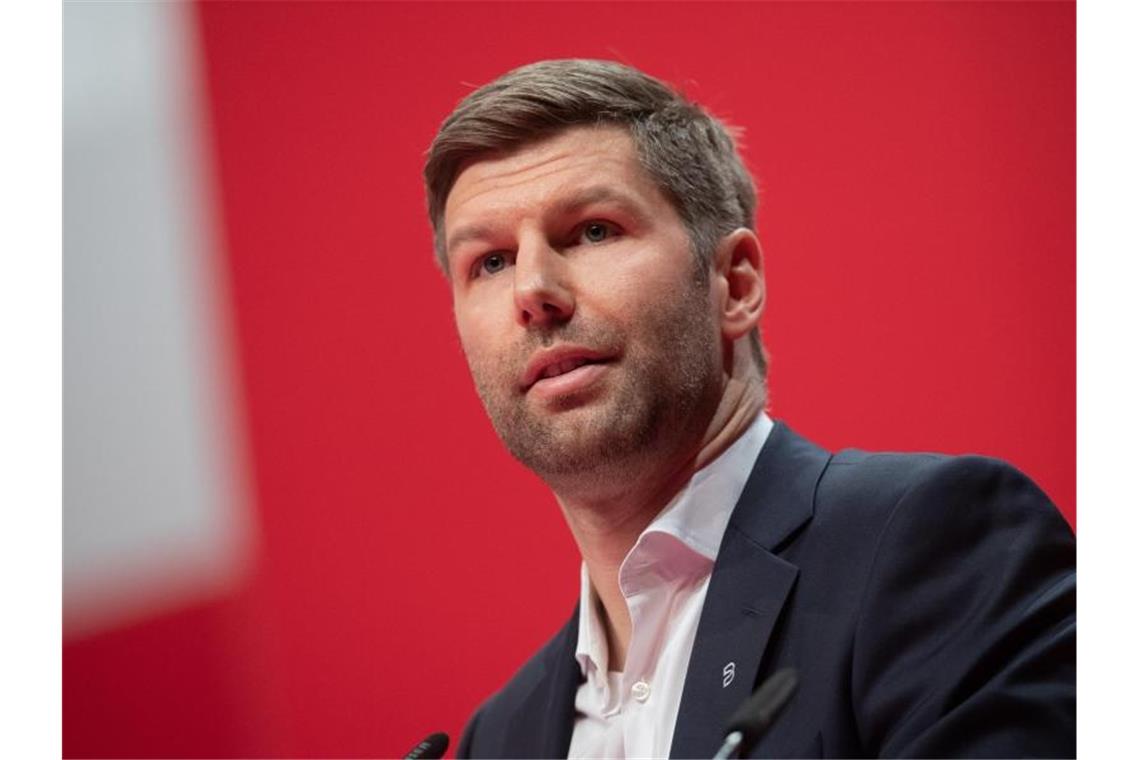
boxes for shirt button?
[631,680,651,702]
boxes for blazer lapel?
[669,423,831,758]
[503,607,582,758]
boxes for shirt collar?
[641,411,775,562]
[574,412,775,675]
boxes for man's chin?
[509,437,631,480]
[535,388,608,414]
[499,403,658,479]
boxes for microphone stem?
[712,730,744,760]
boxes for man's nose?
[513,236,574,328]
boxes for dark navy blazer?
[458,422,1076,758]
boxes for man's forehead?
[443,126,646,225]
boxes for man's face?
[444,126,724,481]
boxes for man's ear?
[713,228,765,342]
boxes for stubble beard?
[466,276,723,487]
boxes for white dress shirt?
[568,413,775,759]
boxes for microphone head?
[405,731,449,760]
[724,667,798,749]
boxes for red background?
[64,2,1075,756]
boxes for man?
[424,60,1075,758]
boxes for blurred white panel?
[64,1,253,636]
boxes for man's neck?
[553,372,766,671]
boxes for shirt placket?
[619,559,667,758]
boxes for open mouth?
[537,356,600,382]
[523,352,615,394]
[528,360,612,398]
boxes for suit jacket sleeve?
[850,456,1075,758]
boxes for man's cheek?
[454,322,486,370]
[462,345,508,396]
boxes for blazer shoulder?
[817,448,1067,531]
[831,452,1076,756]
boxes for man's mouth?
[521,347,615,392]
[539,356,595,381]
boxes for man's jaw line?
[550,367,765,534]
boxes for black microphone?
[712,667,798,759]
[405,731,449,760]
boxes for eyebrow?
[445,223,496,258]
[445,185,648,256]
[555,185,647,219]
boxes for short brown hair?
[424,58,768,376]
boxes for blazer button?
[631,680,651,702]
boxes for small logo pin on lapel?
[722,661,736,688]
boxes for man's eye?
[479,252,509,276]
[579,221,617,245]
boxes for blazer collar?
[669,421,831,758]
[727,421,832,551]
